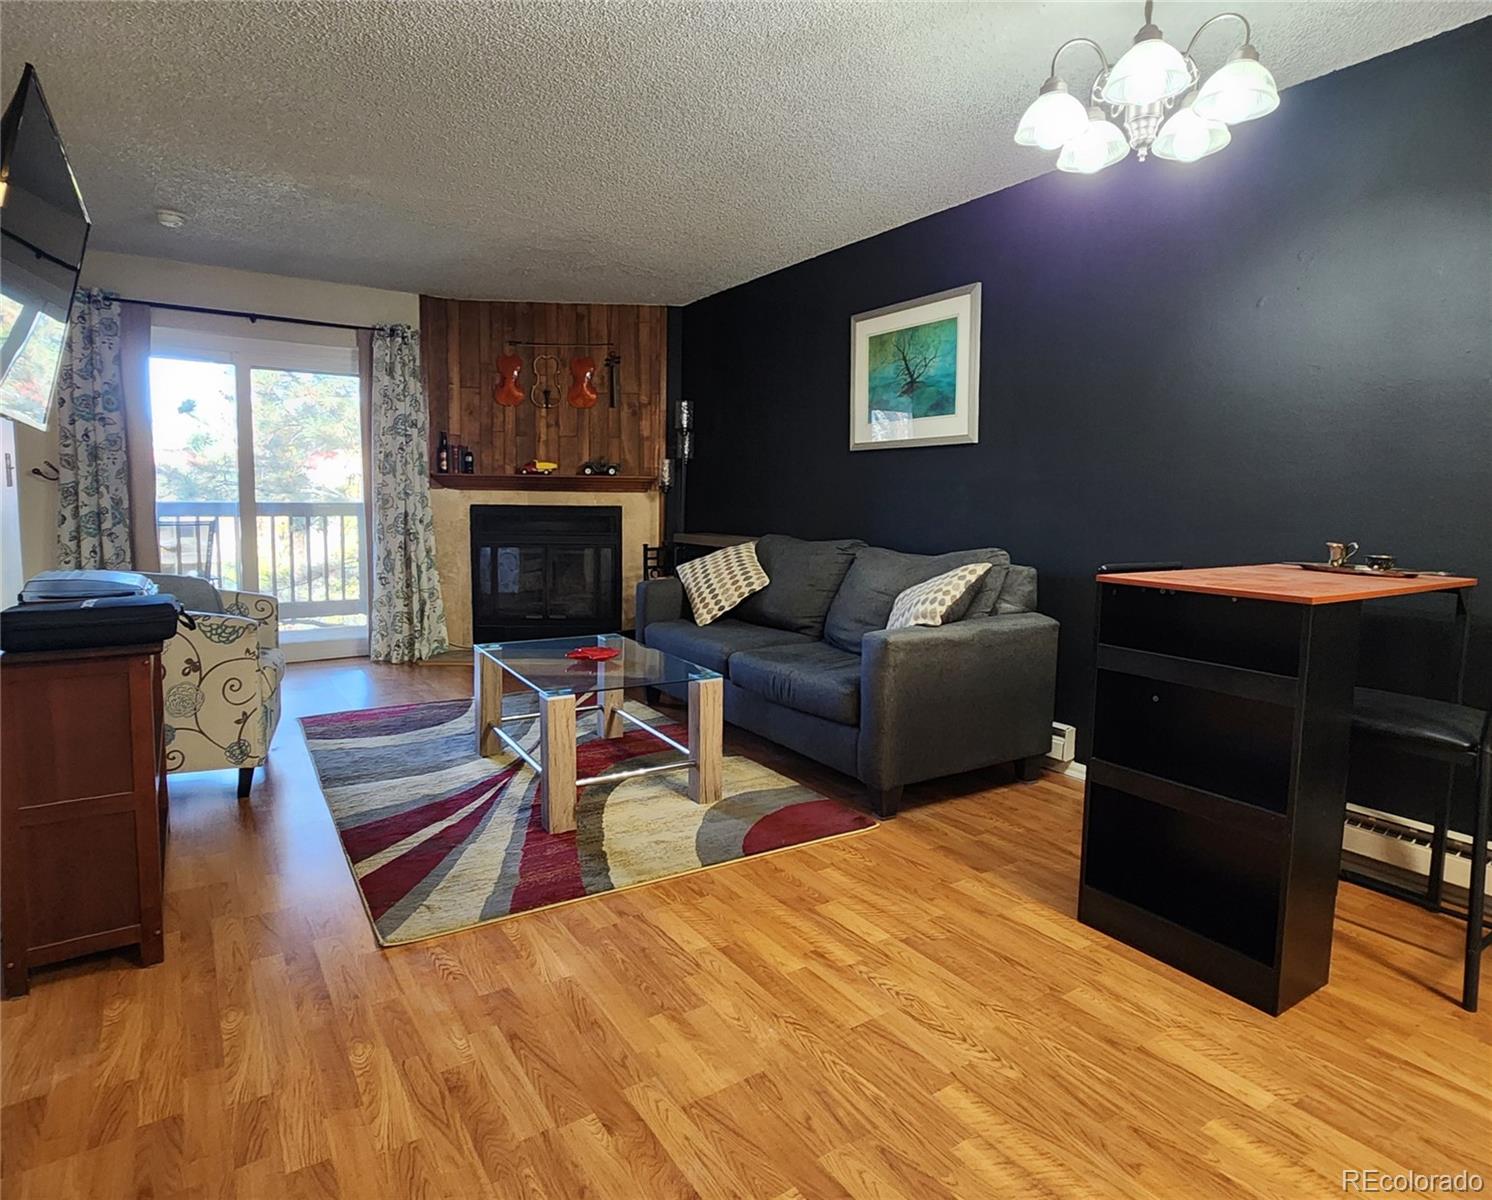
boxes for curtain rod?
[111,296,376,334]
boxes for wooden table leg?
[540,692,578,834]
[599,676,625,740]
[688,675,723,805]
[474,652,504,757]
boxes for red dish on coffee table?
[565,646,620,661]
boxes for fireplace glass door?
[489,546,547,623]
[470,505,622,643]
[548,547,613,621]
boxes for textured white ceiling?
[4,1,1487,303]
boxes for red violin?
[566,356,598,409]
[494,354,523,407]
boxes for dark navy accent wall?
[681,20,1492,816]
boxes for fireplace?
[469,505,622,643]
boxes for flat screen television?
[0,63,90,431]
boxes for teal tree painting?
[866,316,958,420]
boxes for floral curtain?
[56,289,133,568]
[369,325,449,662]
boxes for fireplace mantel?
[430,473,655,493]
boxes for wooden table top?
[1097,563,1478,605]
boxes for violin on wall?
[494,354,523,407]
[531,355,561,409]
[566,356,598,409]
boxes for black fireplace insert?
[469,505,622,644]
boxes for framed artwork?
[849,282,980,451]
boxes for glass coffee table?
[473,634,723,834]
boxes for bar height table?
[1078,563,1478,1015]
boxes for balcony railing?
[156,500,368,623]
[156,501,237,589]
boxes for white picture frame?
[849,282,980,452]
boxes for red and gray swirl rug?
[300,697,875,945]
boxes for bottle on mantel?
[436,431,450,474]
[462,446,476,474]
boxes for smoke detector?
[156,208,186,229]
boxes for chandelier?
[1015,2,1279,174]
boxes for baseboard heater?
[1344,804,1485,894]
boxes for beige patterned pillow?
[886,562,993,631]
[677,542,770,626]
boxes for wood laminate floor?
[2,659,1488,1199]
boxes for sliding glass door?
[149,329,368,657]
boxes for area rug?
[299,697,875,945]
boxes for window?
[149,329,368,654]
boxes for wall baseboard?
[1049,758,1085,781]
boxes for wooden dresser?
[1,642,168,998]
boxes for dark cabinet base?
[1078,886,1292,1014]
[1078,585,1360,1015]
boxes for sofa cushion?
[886,562,992,631]
[643,618,813,675]
[729,642,862,726]
[732,535,864,639]
[676,542,770,626]
[996,564,1037,614]
[824,546,1012,652]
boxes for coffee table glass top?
[476,634,719,697]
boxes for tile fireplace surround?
[431,487,660,646]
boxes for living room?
[1,3,1488,1197]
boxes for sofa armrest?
[635,577,687,643]
[858,612,1059,790]
[218,589,279,651]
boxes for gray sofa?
[636,535,1059,816]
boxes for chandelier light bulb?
[1194,46,1280,124]
[1153,98,1231,162]
[1015,78,1090,150]
[1056,108,1129,175]
[1101,26,1192,107]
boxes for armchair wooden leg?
[869,786,901,818]
[237,767,255,800]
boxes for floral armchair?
[147,575,286,798]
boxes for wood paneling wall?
[419,297,667,478]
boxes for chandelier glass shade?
[1102,31,1192,106]
[1194,51,1280,123]
[1014,4,1278,174]
[1152,97,1231,162]
[1014,82,1091,150]
[1057,109,1130,175]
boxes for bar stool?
[1346,689,1490,1010]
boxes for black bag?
[0,594,186,654]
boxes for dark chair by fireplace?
[470,505,622,644]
